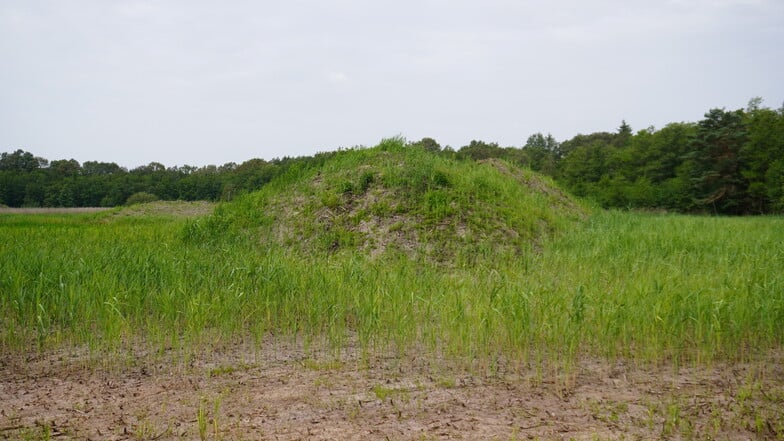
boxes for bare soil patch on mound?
[2,344,781,440]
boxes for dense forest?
[2,98,783,214]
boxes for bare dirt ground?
[1,342,782,440]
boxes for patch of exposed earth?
[1,343,782,440]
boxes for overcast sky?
[2,1,782,168]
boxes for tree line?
[448,98,784,214]
[2,98,783,214]
[0,152,329,208]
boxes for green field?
[3,146,784,439]
[2,179,782,372]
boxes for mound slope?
[199,140,587,262]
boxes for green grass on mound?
[185,137,587,266]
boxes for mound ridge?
[197,140,587,263]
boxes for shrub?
[125,192,159,206]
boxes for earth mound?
[194,139,588,263]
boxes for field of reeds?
[2,203,781,371]
[3,146,784,439]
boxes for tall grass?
[2,209,782,370]
[2,144,782,370]
[534,211,784,364]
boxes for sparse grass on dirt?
[1,342,782,440]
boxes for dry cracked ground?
[1,341,782,440]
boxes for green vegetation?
[458,100,784,215]
[125,191,159,206]
[186,138,585,265]
[1,140,782,372]
[0,150,324,208]
[3,98,783,215]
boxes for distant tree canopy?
[2,98,783,214]
[447,99,784,214]
[0,149,47,171]
[0,154,312,208]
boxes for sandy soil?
[1,342,782,440]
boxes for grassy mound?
[189,138,587,264]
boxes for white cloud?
[115,2,158,18]
[1,0,782,167]
[327,72,349,84]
